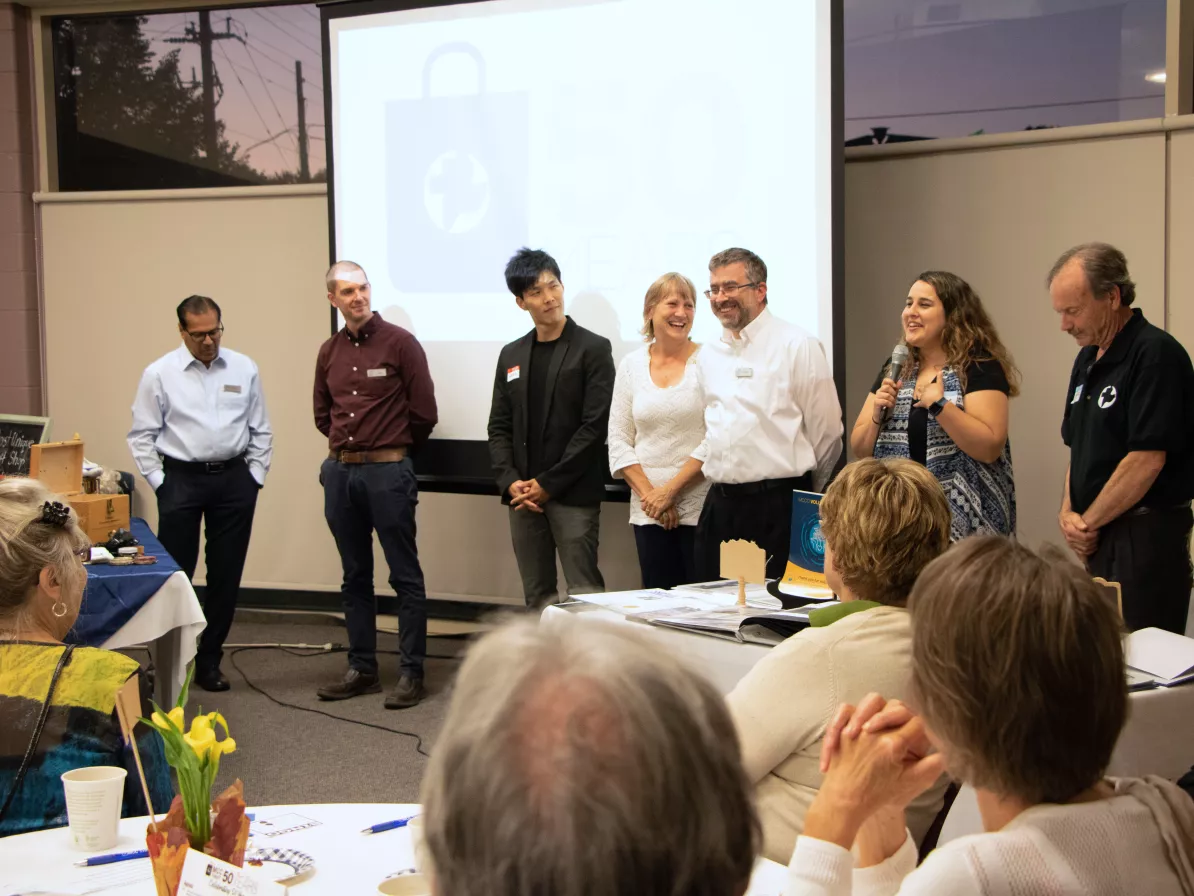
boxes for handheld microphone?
[879,344,909,424]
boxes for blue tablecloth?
[67,518,183,646]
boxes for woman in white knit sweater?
[727,458,953,863]
[789,536,1194,896]
[608,272,710,589]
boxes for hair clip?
[40,501,71,528]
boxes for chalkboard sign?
[0,414,50,476]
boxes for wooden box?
[29,437,130,545]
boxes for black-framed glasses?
[185,324,224,343]
[705,282,759,299]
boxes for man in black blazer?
[488,248,615,607]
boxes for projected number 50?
[387,42,529,292]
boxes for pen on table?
[361,815,419,835]
[74,848,149,867]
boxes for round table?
[0,803,790,895]
[0,803,421,896]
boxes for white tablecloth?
[541,602,771,695]
[0,803,790,896]
[100,570,206,707]
[544,602,1194,781]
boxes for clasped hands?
[1058,509,1098,559]
[804,694,946,853]
[510,479,550,512]
[641,483,679,530]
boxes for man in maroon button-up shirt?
[313,260,438,707]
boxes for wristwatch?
[927,397,948,417]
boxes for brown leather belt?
[329,447,407,464]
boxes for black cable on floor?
[226,646,458,758]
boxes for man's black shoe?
[195,666,230,692]
[383,675,425,709]
[317,668,382,701]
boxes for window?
[844,0,1167,145]
[51,5,325,190]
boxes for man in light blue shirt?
[128,295,272,692]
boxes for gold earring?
[52,601,68,618]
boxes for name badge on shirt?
[735,367,753,378]
[507,365,521,382]
[222,384,242,394]
[367,368,388,378]
[1071,384,1083,404]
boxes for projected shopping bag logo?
[387,42,529,292]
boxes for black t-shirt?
[871,358,1010,466]
[526,337,559,478]
[1061,309,1194,514]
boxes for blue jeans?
[321,458,427,680]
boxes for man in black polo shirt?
[1050,242,1194,634]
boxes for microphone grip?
[876,361,903,426]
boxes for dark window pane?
[844,1,1166,145]
[52,5,326,190]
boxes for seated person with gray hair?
[788,537,1194,895]
[420,618,760,896]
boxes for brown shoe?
[317,668,381,701]
[384,675,425,709]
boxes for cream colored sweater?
[726,605,947,864]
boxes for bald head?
[420,618,759,896]
[326,260,367,293]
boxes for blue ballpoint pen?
[73,848,149,867]
[361,815,418,835]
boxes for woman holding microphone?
[850,271,1019,539]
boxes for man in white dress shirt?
[695,248,843,581]
[128,295,272,692]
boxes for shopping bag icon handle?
[423,41,487,99]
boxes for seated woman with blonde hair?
[727,457,952,864]
[789,537,1194,895]
[0,478,172,835]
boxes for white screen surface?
[329,0,835,442]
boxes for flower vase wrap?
[141,666,243,896]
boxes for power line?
[233,25,324,93]
[214,39,289,169]
[299,5,320,21]
[244,42,301,156]
[846,93,1161,122]
[244,7,321,59]
[255,6,322,57]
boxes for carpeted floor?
[131,618,470,808]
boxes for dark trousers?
[633,523,698,589]
[321,458,427,680]
[1088,506,1193,634]
[694,475,812,581]
[156,463,259,668]
[508,502,604,609]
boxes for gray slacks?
[508,502,604,608]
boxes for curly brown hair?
[818,458,952,606]
[906,271,1021,397]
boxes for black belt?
[714,475,811,497]
[1128,501,1192,517]
[161,453,246,474]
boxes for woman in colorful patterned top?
[850,271,1020,539]
[0,478,172,835]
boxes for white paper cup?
[407,815,428,873]
[378,872,430,896]
[60,766,127,851]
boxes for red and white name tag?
[507,366,521,382]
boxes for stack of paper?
[1124,627,1194,687]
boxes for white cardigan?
[607,345,709,526]
[785,777,1194,896]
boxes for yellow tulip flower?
[151,706,185,732]
[183,712,236,761]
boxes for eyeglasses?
[705,282,759,299]
[76,546,90,562]
[185,325,224,343]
